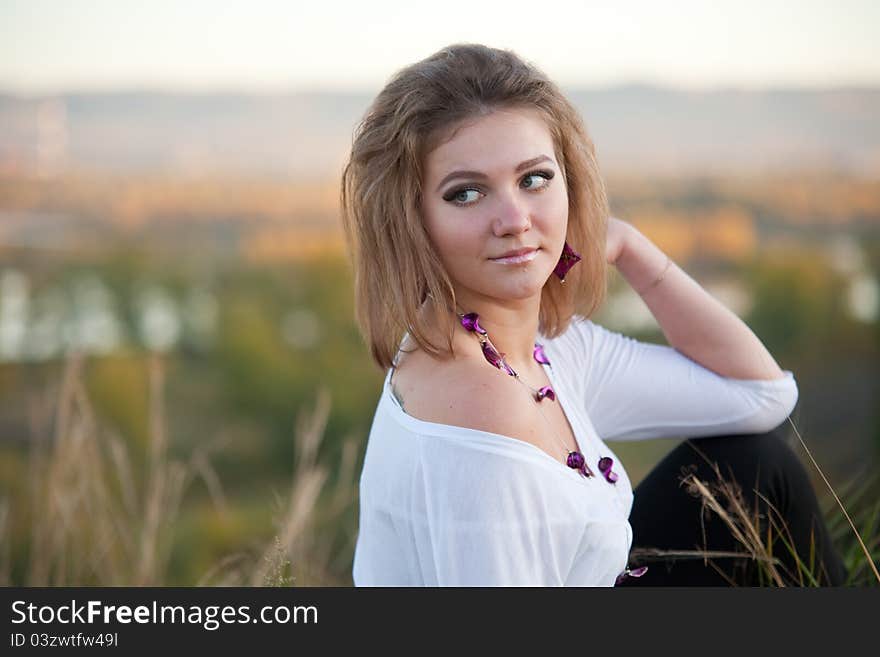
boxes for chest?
[524,396,580,465]
[393,345,582,471]
[513,368,583,469]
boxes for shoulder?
[542,314,596,353]
[538,315,598,376]
[566,314,598,345]
[558,315,640,365]
[400,355,540,440]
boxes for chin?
[496,279,548,300]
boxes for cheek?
[547,185,570,228]
[530,186,568,232]
[424,205,477,261]
[425,206,478,246]
[434,221,481,261]
[552,179,569,210]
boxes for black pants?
[617,423,849,586]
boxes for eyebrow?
[435,154,555,192]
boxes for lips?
[491,247,538,260]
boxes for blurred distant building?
[36,98,68,178]
[0,97,68,177]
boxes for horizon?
[3,80,880,100]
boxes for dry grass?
[0,348,360,587]
[195,384,361,587]
[629,418,880,586]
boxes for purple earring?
[553,241,582,283]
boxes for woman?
[340,43,847,586]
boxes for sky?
[1,0,878,95]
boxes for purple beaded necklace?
[457,309,619,484]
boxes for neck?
[447,295,543,371]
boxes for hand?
[605,216,633,266]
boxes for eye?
[521,170,554,189]
[443,169,555,207]
[445,188,483,206]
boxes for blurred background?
[0,0,878,586]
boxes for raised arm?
[574,218,798,442]
[577,318,798,441]
[610,217,786,381]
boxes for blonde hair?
[340,43,610,371]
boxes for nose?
[491,190,532,237]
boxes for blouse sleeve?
[571,317,799,442]
[418,436,589,586]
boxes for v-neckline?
[384,334,594,484]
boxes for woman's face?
[421,106,569,308]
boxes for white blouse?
[352,315,799,586]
